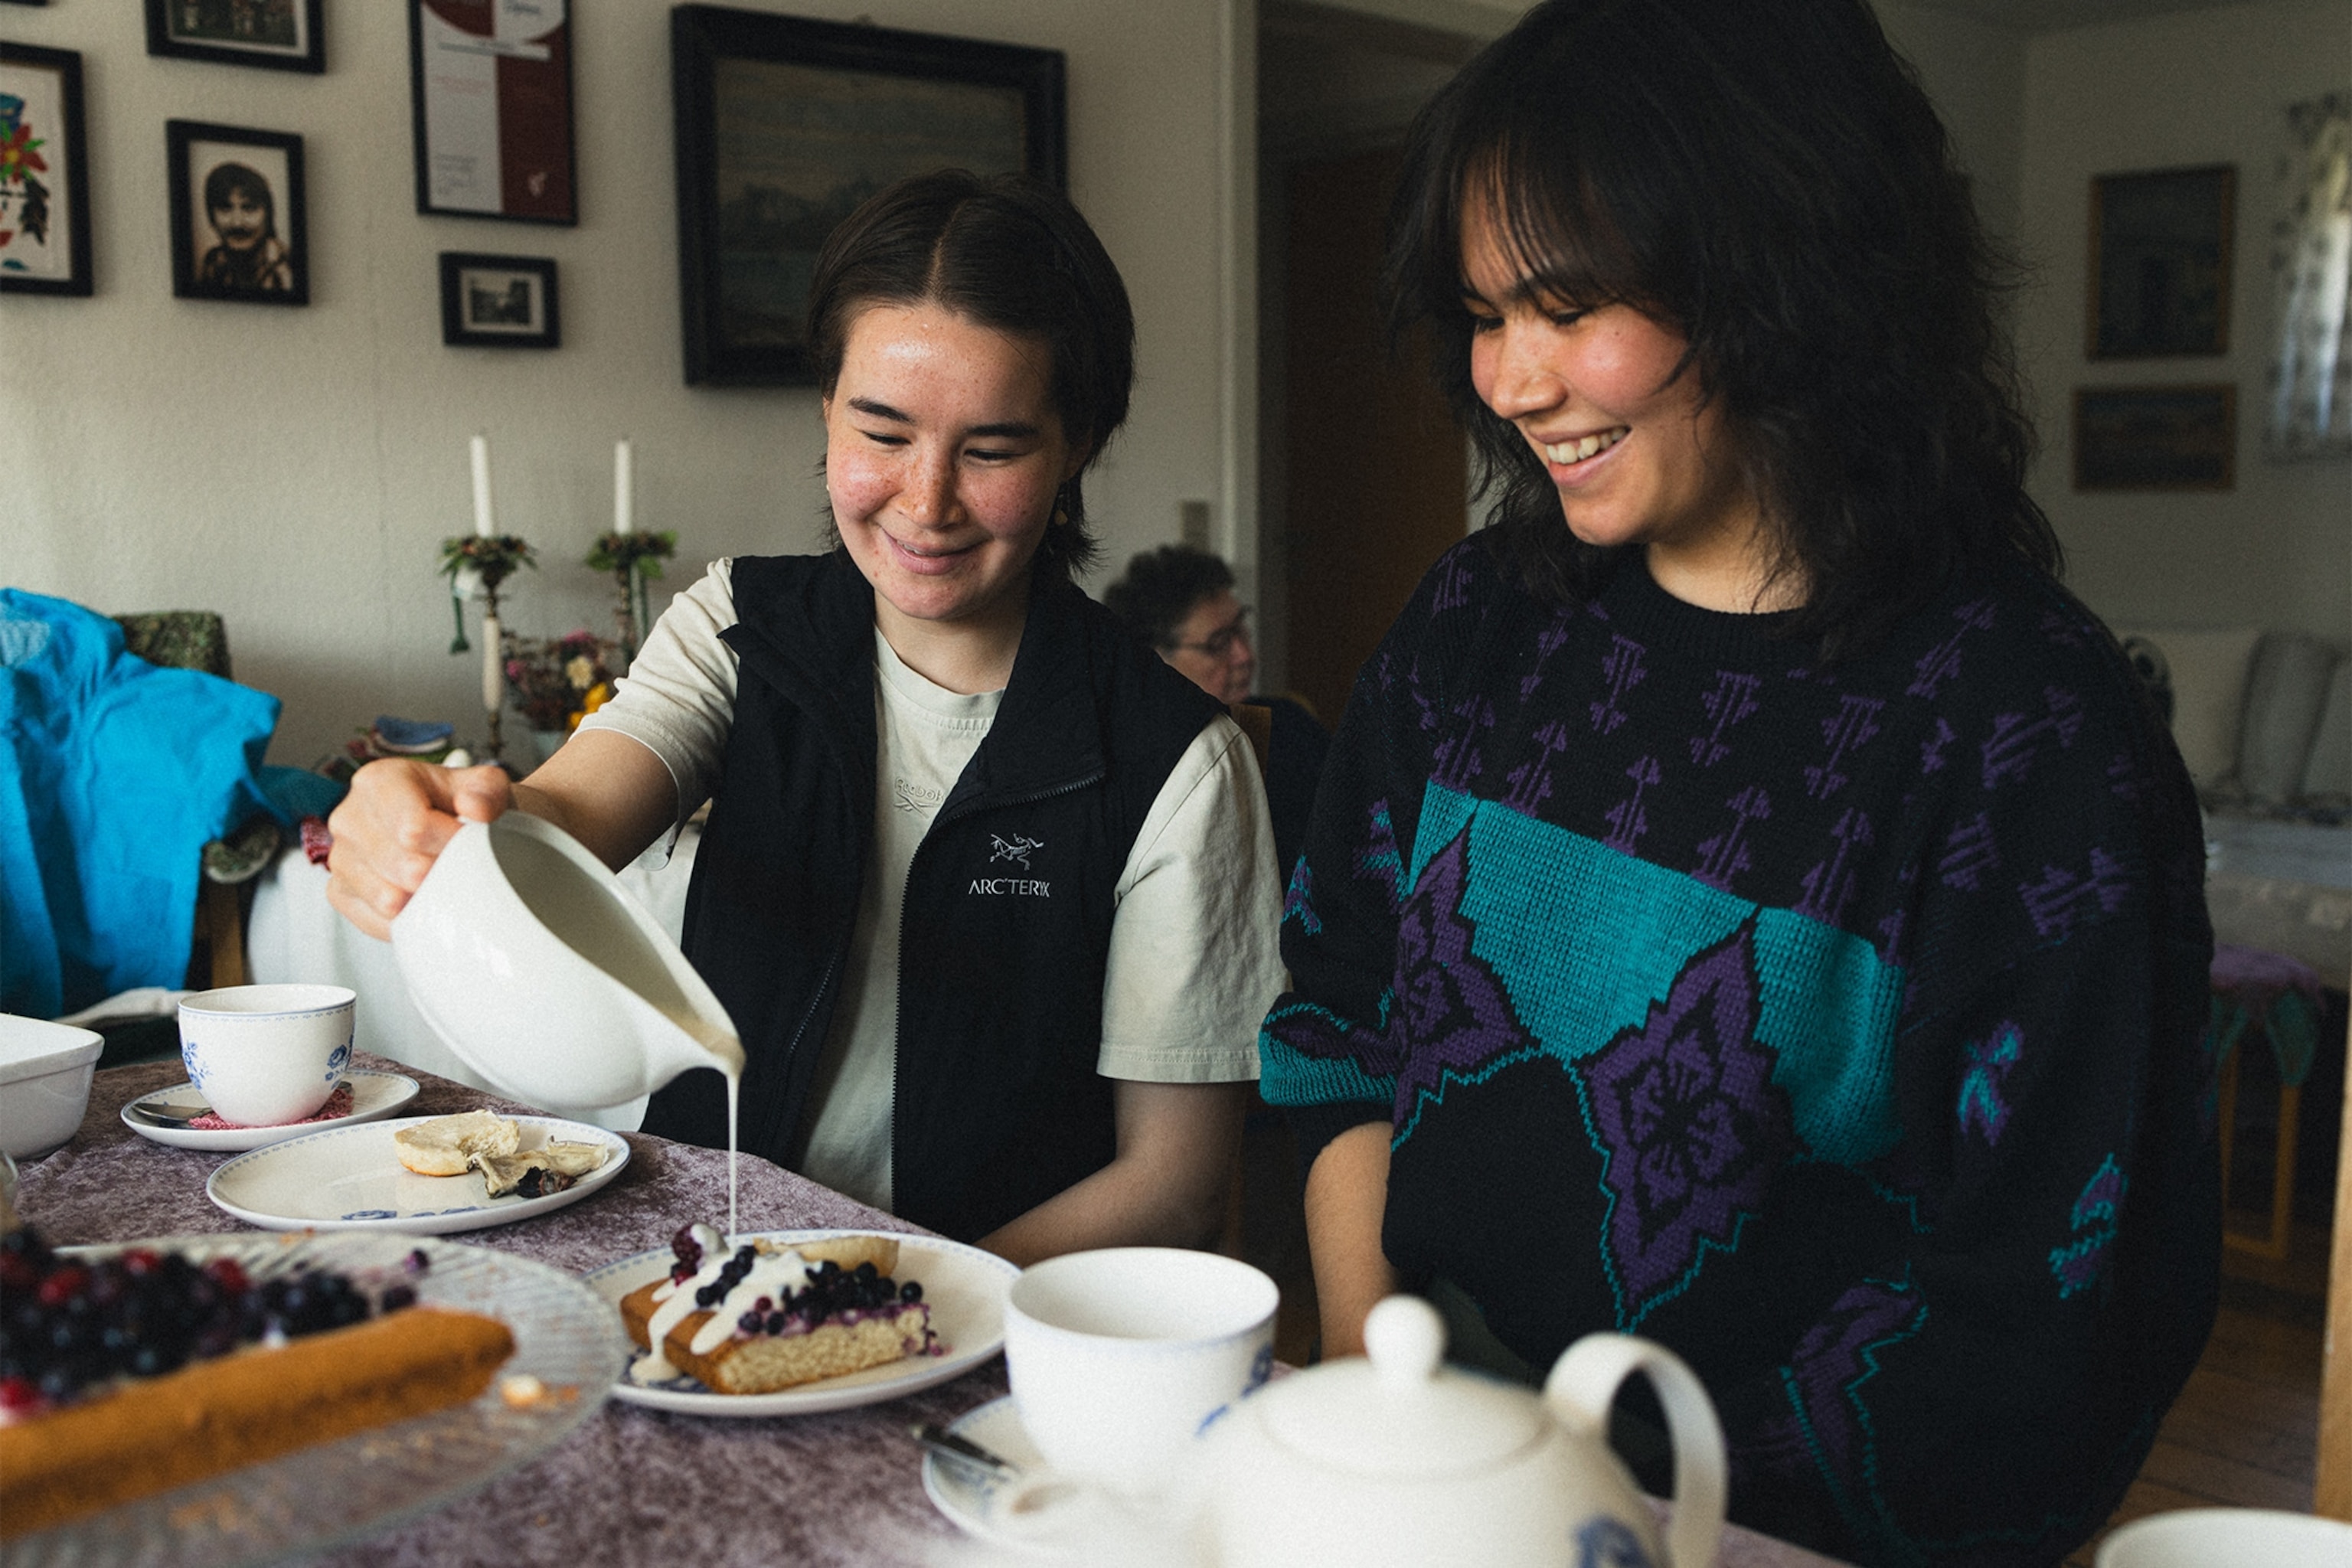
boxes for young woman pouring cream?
[329,172,1280,1263]
[1262,2,2216,1563]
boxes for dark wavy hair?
[1101,544,1237,649]
[805,169,1134,580]
[1387,0,2059,657]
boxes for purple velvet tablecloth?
[17,1057,1847,1568]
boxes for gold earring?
[1051,487,1071,528]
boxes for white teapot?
[1184,1295,1725,1568]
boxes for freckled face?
[1460,196,1768,600]
[824,302,1083,638]
[210,188,268,251]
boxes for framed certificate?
[408,0,577,226]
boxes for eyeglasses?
[1166,606,1252,658]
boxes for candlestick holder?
[586,529,676,665]
[439,533,537,762]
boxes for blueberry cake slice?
[619,1226,933,1394]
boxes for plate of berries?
[583,1226,1018,1416]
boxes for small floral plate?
[120,1068,422,1152]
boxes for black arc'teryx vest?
[643,550,1223,1242]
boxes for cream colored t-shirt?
[580,560,1279,1213]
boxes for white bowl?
[2097,1508,2352,1567]
[0,1014,106,1158]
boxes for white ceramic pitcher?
[1186,1295,1726,1568]
[390,812,742,1112]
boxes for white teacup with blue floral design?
[178,984,355,1127]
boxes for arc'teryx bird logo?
[989,834,1043,870]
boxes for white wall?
[1875,0,2030,239]
[2,0,1247,767]
[2015,0,2352,639]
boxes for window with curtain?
[2265,93,2351,457]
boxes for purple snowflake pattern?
[1582,921,1795,1313]
[1383,829,1534,1122]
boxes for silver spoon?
[908,1422,1023,1479]
[126,1097,214,1129]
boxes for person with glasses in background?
[1104,545,1330,888]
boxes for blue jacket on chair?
[0,589,279,1018]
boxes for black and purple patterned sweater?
[1263,534,2218,1568]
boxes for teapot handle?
[1544,1335,1725,1568]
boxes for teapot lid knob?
[1364,1295,1446,1393]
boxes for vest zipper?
[890,764,1106,1203]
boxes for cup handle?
[1544,1334,1726,1568]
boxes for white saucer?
[120,1069,422,1152]
[922,1395,1187,1555]
[206,1115,629,1234]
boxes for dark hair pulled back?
[805,169,1134,580]
[1387,0,2059,657]
[1102,544,1238,650]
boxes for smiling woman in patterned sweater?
[1261,3,2218,1565]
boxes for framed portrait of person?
[439,252,559,348]
[670,5,1065,386]
[0,42,93,296]
[145,0,325,74]
[166,121,308,305]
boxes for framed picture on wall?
[2087,165,2235,358]
[440,252,559,348]
[1,42,93,296]
[409,0,577,225]
[145,0,325,74]
[166,120,308,305]
[671,5,1066,386]
[2074,384,2236,490]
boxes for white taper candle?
[481,613,503,713]
[614,438,634,534]
[470,434,495,537]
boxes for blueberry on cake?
[619,1226,934,1394]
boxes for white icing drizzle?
[629,1230,825,1385]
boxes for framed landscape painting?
[2074,384,2236,490]
[671,5,1065,386]
[0,42,92,296]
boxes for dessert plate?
[583,1227,1018,1416]
[11,1231,625,1568]
[121,1068,422,1152]
[207,1115,630,1234]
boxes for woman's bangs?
[1464,134,1642,315]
